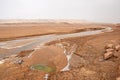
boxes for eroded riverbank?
[1,26,119,80]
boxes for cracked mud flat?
[0,23,120,80]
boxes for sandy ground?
[0,22,120,80]
[25,45,67,71]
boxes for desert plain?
[0,20,120,80]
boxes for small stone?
[115,45,120,51]
[116,77,120,80]
[104,52,113,60]
[105,44,113,49]
[114,52,119,58]
[0,60,5,64]
[14,59,23,65]
[105,48,114,52]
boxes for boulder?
[104,52,113,60]
[105,48,114,52]
[105,44,113,49]
[115,44,120,51]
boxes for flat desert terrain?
[0,22,107,40]
[0,21,120,80]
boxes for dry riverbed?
[0,22,120,80]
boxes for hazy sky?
[0,0,120,23]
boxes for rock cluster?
[104,43,120,60]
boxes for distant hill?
[0,19,90,24]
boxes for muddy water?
[61,44,77,71]
[0,27,112,60]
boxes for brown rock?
[115,45,120,51]
[105,48,114,52]
[116,77,120,80]
[105,44,113,49]
[104,52,113,60]
[113,52,119,57]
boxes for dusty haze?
[0,0,120,23]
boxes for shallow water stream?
[0,27,112,60]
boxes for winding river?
[0,27,112,60]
